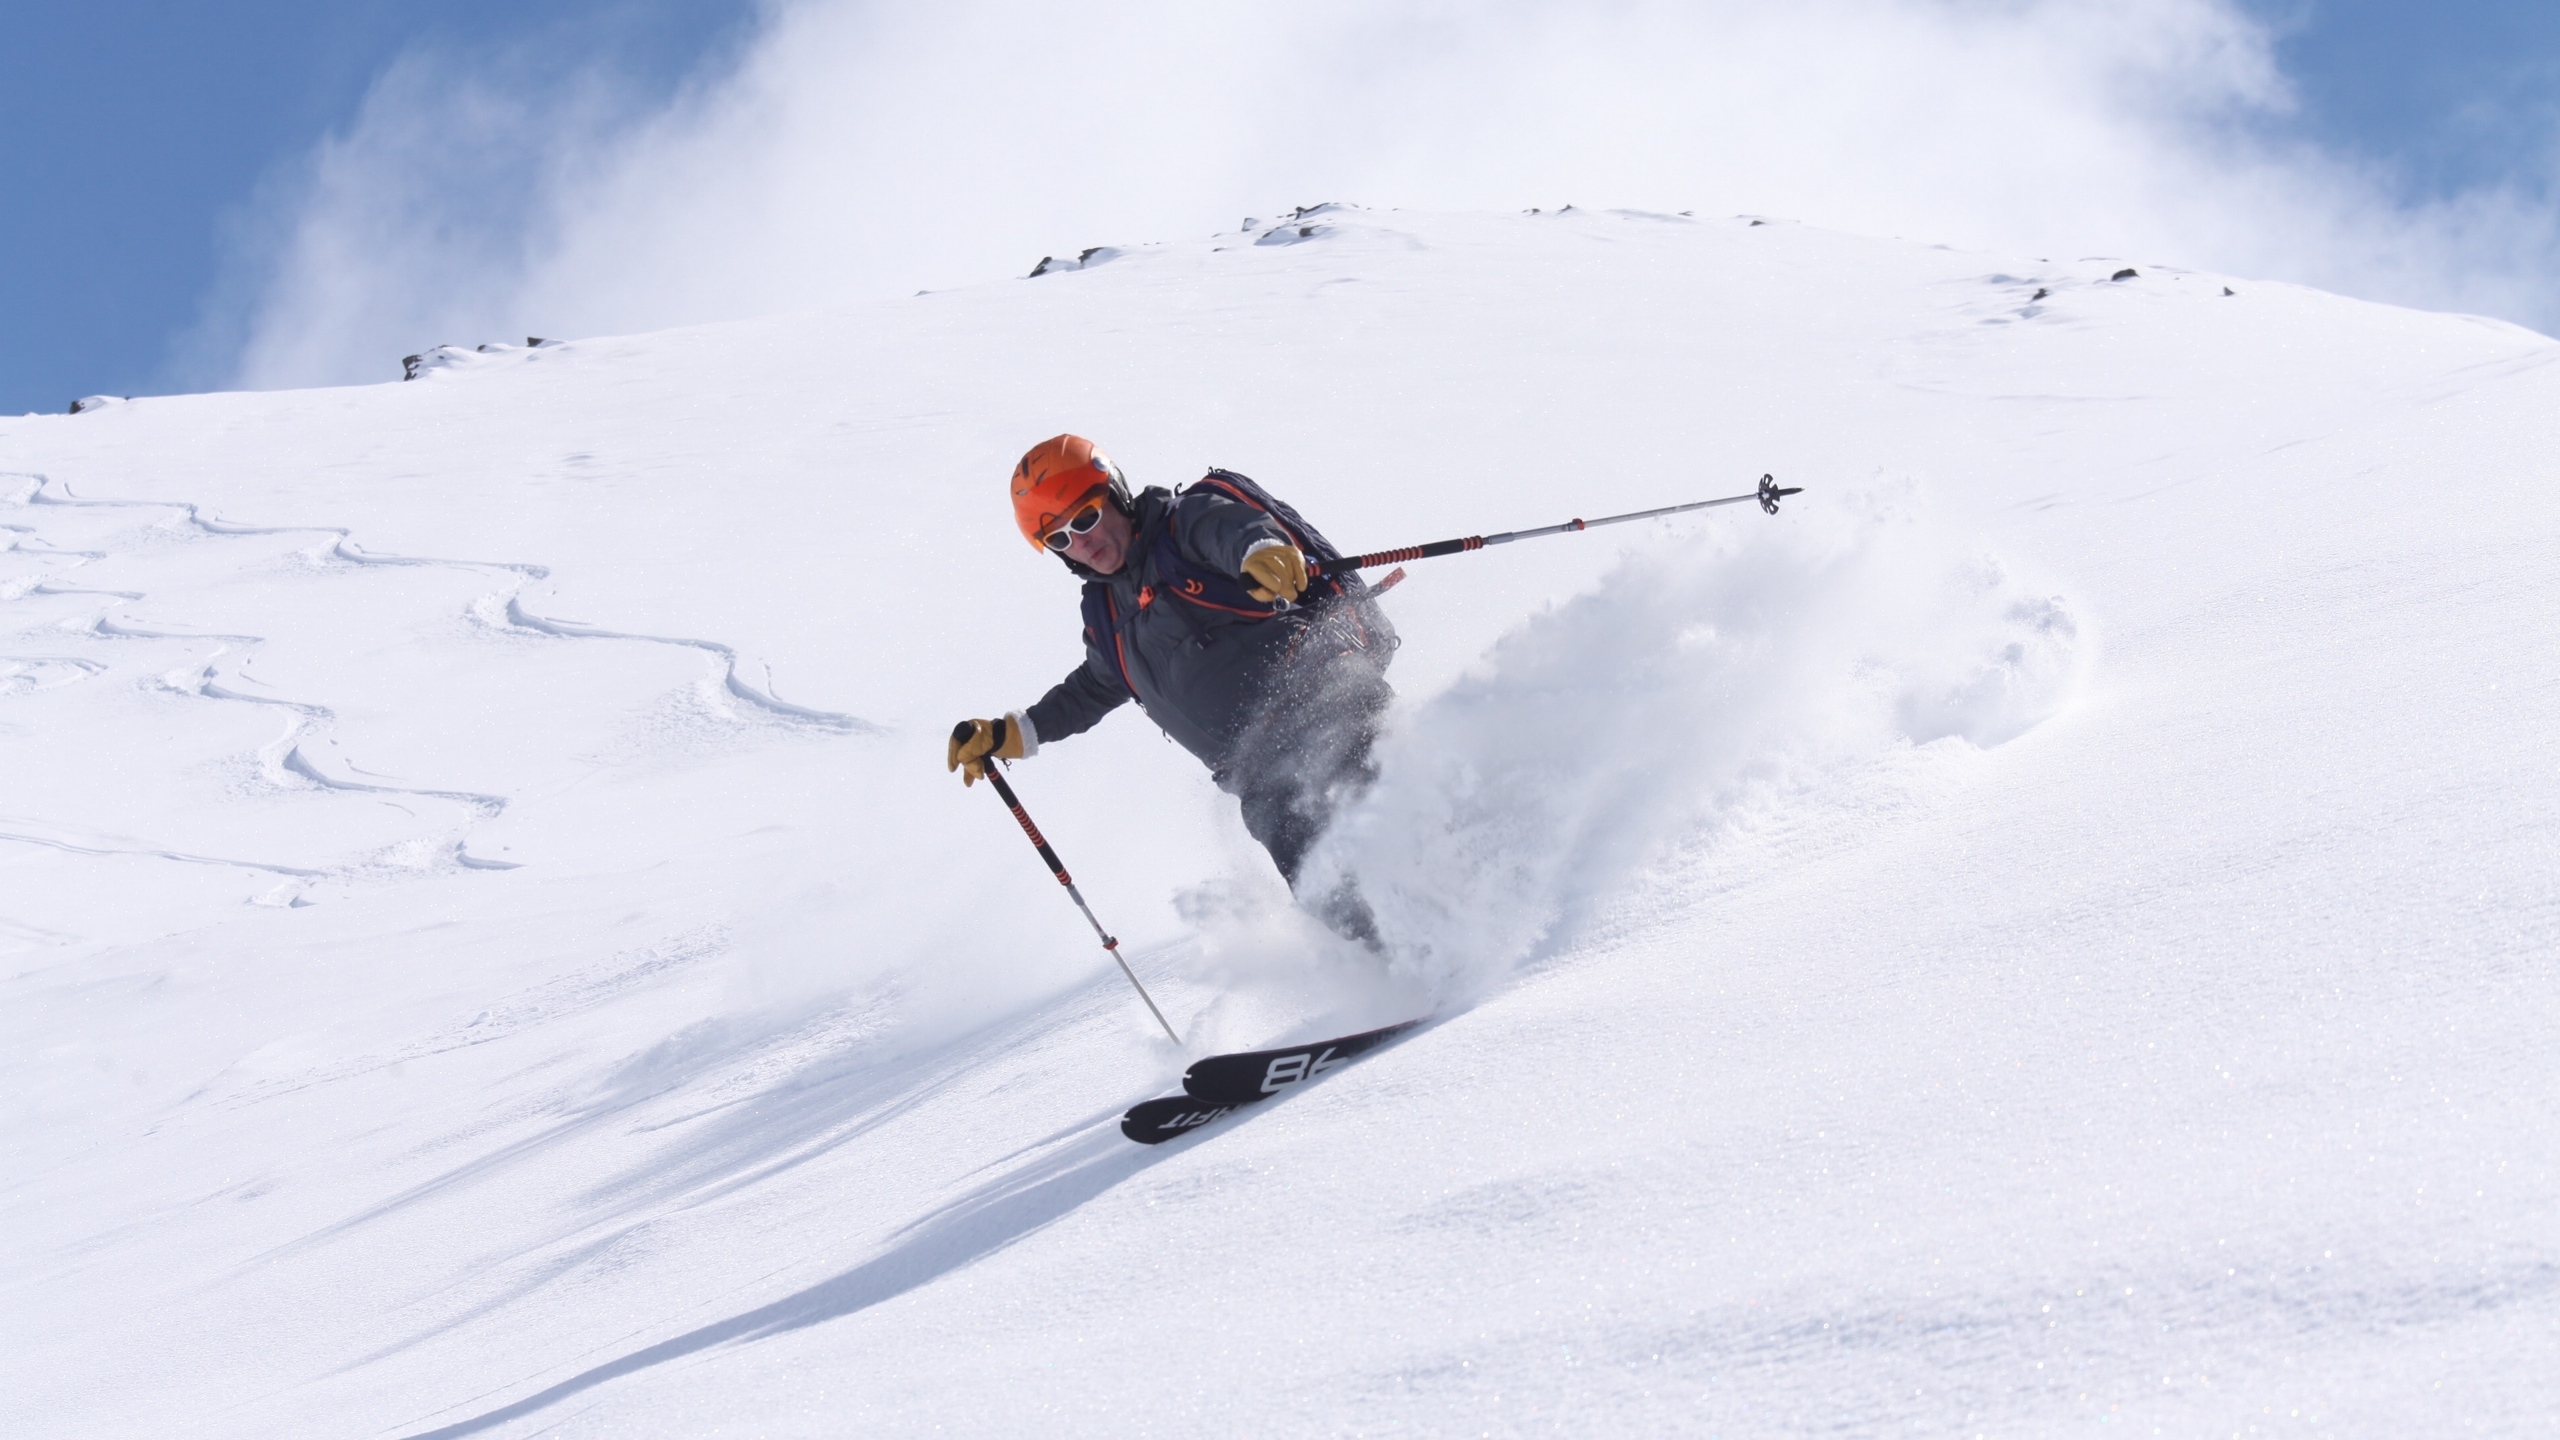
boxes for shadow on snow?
[394,1120,1161,1438]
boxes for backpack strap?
[1148,525,1292,618]
[1081,583,1141,698]
[1150,474,1367,619]
[1183,473,1357,605]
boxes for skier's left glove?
[946,712,1033,786]
[1241,540,1308,603]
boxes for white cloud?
[224,0,2560,390]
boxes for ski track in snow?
[496,596,869,731]
[1,470,875,901]
[0,818,326,879]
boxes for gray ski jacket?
[1024,482,1377,773]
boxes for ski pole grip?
[951,717,1009,753]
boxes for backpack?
[1080,470,1393,699]
[1152,468,1379,618]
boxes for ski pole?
[955,722,1181,1044]
[1309,473,1802,578]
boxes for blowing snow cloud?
[222,0,2560,390]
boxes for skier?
[948,435,1395,942]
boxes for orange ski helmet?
[1009,434,1129,550]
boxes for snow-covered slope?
[4,206,2555,1437]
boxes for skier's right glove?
[946,713,1031,786]
[1240,540,1308,603]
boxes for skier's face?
[1060,500,1133,574]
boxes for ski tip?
[1120,1095,1246,1144]
[1178,1018,1424,1104]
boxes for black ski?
[1117,1020,1424,1145]
[1120,1095,1248,1145]
[1182,1020,1421,1104]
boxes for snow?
[4,205,2556,1436]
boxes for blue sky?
[2259,0,2560,200]
[1,0,752,415]
[4,0,2557,416]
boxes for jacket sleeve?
[1024,631,1131,745]
[1171,487,1291,577]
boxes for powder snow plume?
[1293,490,2088,1005]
